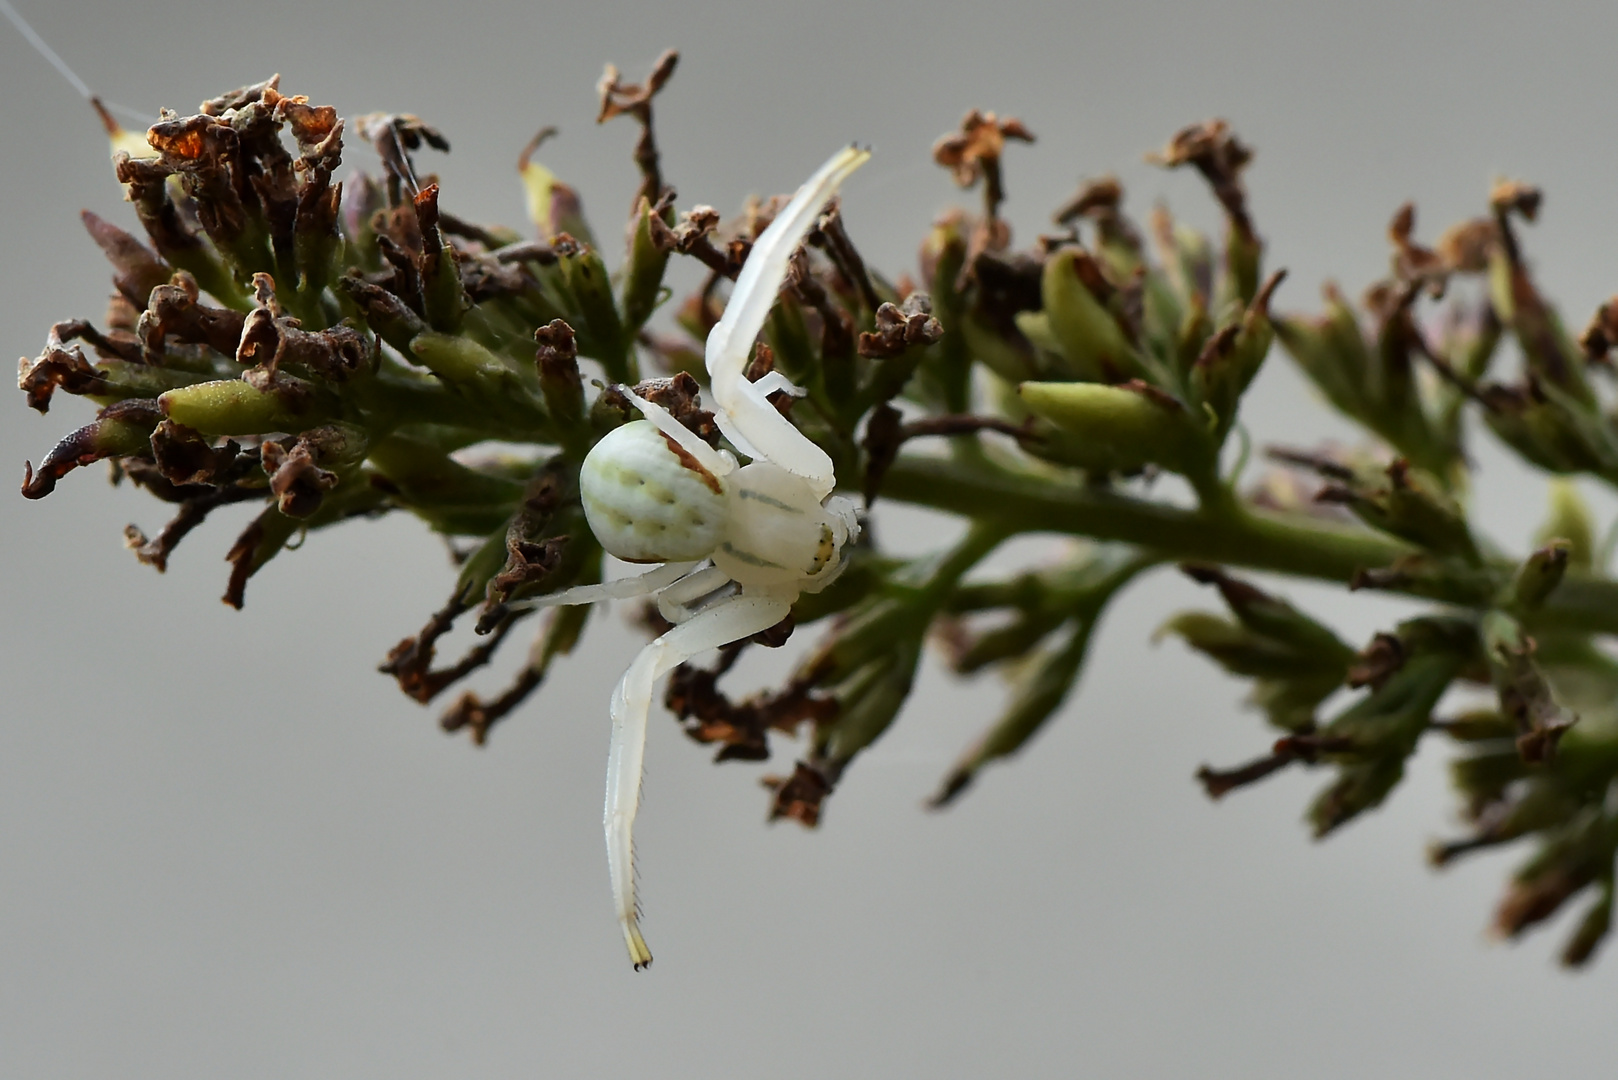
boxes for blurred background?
[3,0,1617,1075]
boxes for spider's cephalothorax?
[517,145,869,968]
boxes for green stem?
[879,453,1618,635]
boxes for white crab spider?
[514,145,870,968]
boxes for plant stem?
[880,453,1618,635]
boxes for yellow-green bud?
[620,196,671,334]
[159,377,328,436]
[1019,380,1200,475]
[1536,480,1595,571]
[1041,246,1141,381]
[558,240,630,381]
[1507,541,1571,612]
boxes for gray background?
[2,1,1615,1075]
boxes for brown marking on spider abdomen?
[660,432,724,494]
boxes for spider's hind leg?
[604,591,793,968]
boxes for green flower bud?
[534,319,586,443]
[365,434,526,535]
[1157,611,1323,680]
[1507,541,1571,613]
[1488,247,1592,403]
[949,608,1067,674]
[820,638,921,766]
[414,185,469,333]
[557,239,631,382]
[1011,310,1076,378]
[21,399,162,498]
[1561,884,1613,968]
[335,276,428,360]
[1041,246,1142,381]
[158,376,332,436]
[1482,609,1578,763]
[519,148,596,246]
[1450,304,1503,382]
[1450,745,1531,805]
[1306,645,1468,835]
[959,307,1038,383]
[1440,709,1517,742]
[620,196,671,335]
[1274,286,1374,422]
[1382,460,1480,562]
[1138,269,1186,365]
[1149,207,1213,313]
[1481,380,1618,478]
[1248,677,1340,734]
[915,215,974,412]
[92,360,221,404]
[1222,219,1262,309]
[930,618,1091,807]
[1182,565,1353,667]
[408,332,547,434]
[1309,757,1404,838]
[1321,460,1480,564]
[1537,480,1596,571]
[1019,379,1201,475]
[1190,270,1284,441]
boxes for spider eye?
[580,420,729,562]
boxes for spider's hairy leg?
[605,591,794,969]
[656,565,734,624]
[505,561,699,613]
[704,145,870,499]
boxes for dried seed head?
[932,109,1035,188]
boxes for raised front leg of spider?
[515,146,869,968]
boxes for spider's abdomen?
[580,420,728,563]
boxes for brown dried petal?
[151,420,240,486]
[276,98,339,149]
[488,536,569,605]
[1436,218,1498,273]
[1489,180,1542,222]
[124,462,266,571]
[261,437,338,518]
[200,75,281,117]
[1495,865,1592,939]
[595,49,679,123]
[139,277,248,359]
[1053,175,1124,225]
[932,109,1036,189]
[1347,632,1406,691]
[857,298,944,360]
[632,371,720,447]
[763,762,833,827]
[81,211,173,308]
[18,344,106,414]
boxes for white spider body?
[580,421,854,586]
[519,145,871,968]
